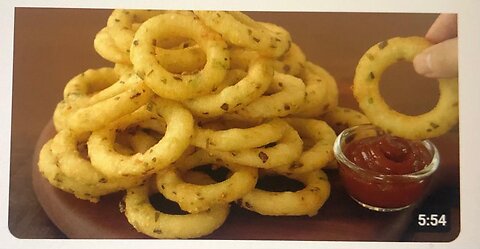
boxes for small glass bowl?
[333,124,440,212]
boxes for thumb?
[413,38,458,78]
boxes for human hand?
[413,14,458,78]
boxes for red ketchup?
[339,134,434,209]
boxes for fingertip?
[425,14,457,43]
[413,52,432,77]
[414,39,458,79]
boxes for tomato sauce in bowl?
[333,124,439,212]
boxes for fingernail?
[413,52,432,76]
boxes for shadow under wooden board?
[32,113,459,241]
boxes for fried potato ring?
[156,149,258,213]
[181,170,218,185]
[127,129,160,154]
[237,170,330,216]
[124,181,229,239]
[194,11,291,58]
[38,141,103,202]
[49,129,146,187]
[53,68,153,133]
[114,63,133,76]
[106,9,168,55]
[353,36,459,140]
[228,72,306,121]
[144,43,208,74]
[53,67,118,130]
[192,118,289,152]
[183,58,274,118]
[94,27,130,64]
[321,107,371,134]
[273,42,306,76]
[130,13,230,100]
[95,10,171,64]
[38,141,144,202]
[155,43,207,74]
[101,10,208,72]
[293,62,339,117]
[69,75,153,134]
[49,130,111,184]
[321,107,371,169]
[230,42,306,77]
[113,123,160,155]
[310,62,339,112]
[207,124,303,169]
[229,47,259,70]
[273,118,336,174]
[63,67,119,103]
[88,97,194,178]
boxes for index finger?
[425,13,457,43]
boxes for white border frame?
[1,1,479,249]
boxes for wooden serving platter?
[32,120,454,241]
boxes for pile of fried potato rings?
[38,10,458,239]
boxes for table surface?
[9,8,460,241]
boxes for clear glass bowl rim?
[333,124,440,181]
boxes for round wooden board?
[31,120,450,241]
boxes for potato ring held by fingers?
[130,13,230,100]
[156,149,258,213]
[183,58,274,118]
[192,118,289,152]
[353,36,459,140]
[229,72,306,121]
[124,181,229,239]
[293,62,338,117]
[321,107,371,134]
[274,118,336,174]
[207,124,303,169]
[237,170,330,216]
[87,97,194,178]
[194,11,291,58]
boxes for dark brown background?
[10,8,459,240]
